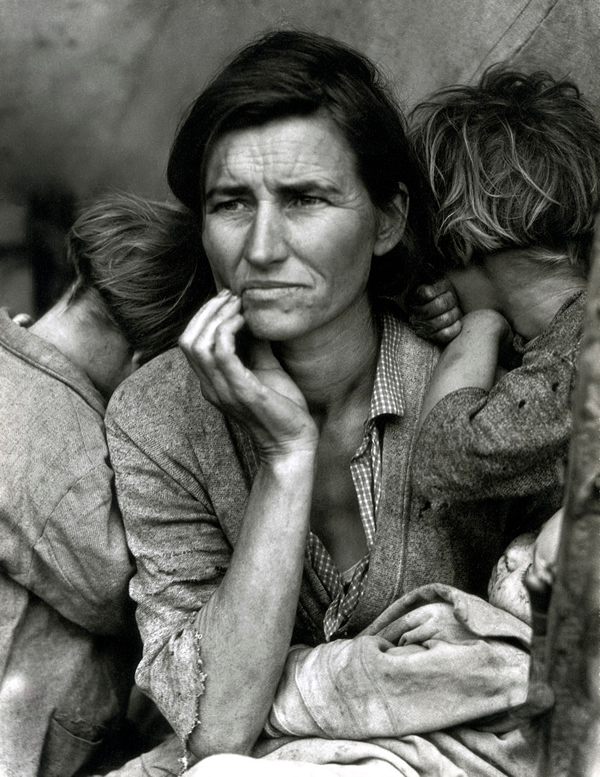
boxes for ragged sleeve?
[412,314,580,503]
[105,371,233,743]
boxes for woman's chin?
[243,310,306,342]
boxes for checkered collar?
[367,309,405,423]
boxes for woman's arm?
[191,454,314,756]
[107,308,318,759]
[177,290,319,759]
[266,588,534,741]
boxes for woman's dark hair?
[168,29,429,296]
[67,193,214,364]
[410,66,600,276]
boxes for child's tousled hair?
[67,193,214,364]
[410,66,600,276]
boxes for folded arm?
[268,585,535,741]
[108,292,319,760]
[413,310,575,501]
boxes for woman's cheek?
[202,238,228,290]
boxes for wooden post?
[540,221,600,775]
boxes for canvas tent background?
[1,0,599,206]
[3,0,599,315]
[1,0,599,315]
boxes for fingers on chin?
[181,293,241,342]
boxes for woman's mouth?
[241,283,303,300]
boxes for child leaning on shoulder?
[407,66,600,620]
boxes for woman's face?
[202,113,406,342]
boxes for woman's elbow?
[188,722,260,761]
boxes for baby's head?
[488,509,563,624]
[410,66,600,278]
[488,531,536,623]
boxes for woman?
[106,32,540,776]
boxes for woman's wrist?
[257,440,318,474]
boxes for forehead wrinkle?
[206,120,358,195]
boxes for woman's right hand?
[179,289,318,460]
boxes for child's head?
[488,531,536,623]
[488,508,563,624]
[66,193,215,364]
[410,66,600,278]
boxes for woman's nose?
[243,203,287,266]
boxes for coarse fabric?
[413,291,584,506]
[105,302,553,773]
[0,310,136,777]
[100,584,544,776]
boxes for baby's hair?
[67,193,214,364]
[410,66,600,275]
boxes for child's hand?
[407,278,462,344]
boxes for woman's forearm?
[188,449,316,759]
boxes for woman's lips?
[241,283,303,299]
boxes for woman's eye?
[292,195,323,207]
[212,199,244,213]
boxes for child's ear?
[373,183,408,256]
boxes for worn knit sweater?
[105,308,554,744]
[412,291,584,509]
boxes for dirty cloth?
[0,310,135,777]
[102,584,543,776]
[105,303,552,754]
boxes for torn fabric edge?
[175,626,206,775]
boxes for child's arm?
[418,309,510,431]
[412,293,582,504]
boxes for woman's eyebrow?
[205,184,249,200]
[278,180,341,196]
[205,181,342,200]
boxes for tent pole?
[538,219,600,775]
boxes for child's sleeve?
[413,341,576,502]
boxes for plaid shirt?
[307,312,404,640]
